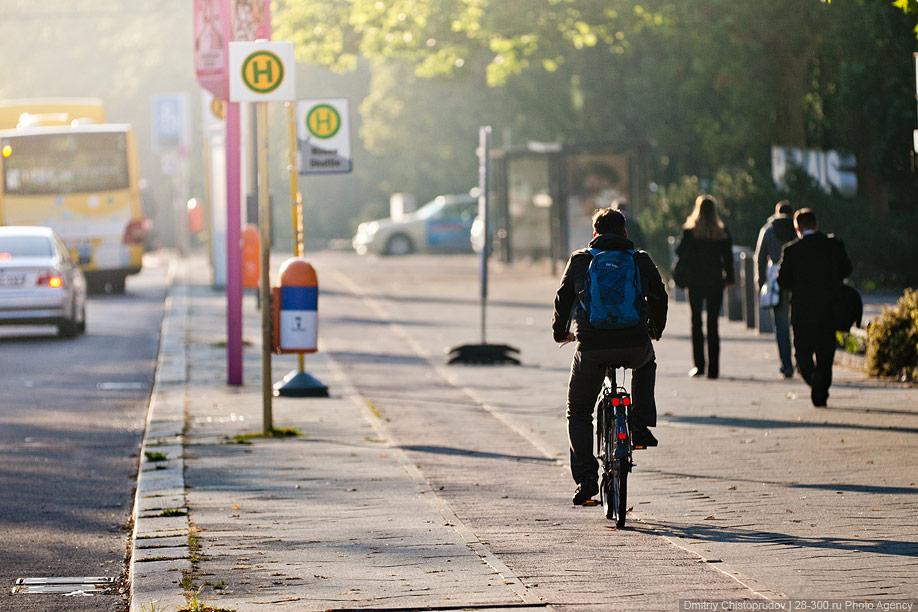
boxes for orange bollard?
[241,224,260,290]
[271,257,318,354]
[187,198,204,234]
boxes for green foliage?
[891,0,918,37]
[866,289,918,380]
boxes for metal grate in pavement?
[11,576,116,595]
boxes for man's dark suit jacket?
[776,231,852,327]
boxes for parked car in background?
[0,226,87,337]
[353,192,478,255]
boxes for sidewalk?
[130,252,918,611]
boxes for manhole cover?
[12,577,116,595]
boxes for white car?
[353,193,479,255]
[0,226,87,337]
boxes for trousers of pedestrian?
[688,286,723,376]
[566,341,656,486]
[772,299,793,376]
[793,321,836,405]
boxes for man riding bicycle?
[552,208,668,505]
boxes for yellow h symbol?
[250,60,273,84]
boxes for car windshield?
[0,235,53,258]
[415,198,445,220]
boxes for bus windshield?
[2,132,129,195]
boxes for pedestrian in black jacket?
[675,195,734,379]
[552,208,668,505]
[777,208,852,406]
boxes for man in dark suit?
[777,209,852,406]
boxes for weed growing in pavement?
[141,601,157,612]
[228,427,303,445]
[180,573,195,590]
[144,451,168,462]
[188,522,202,564]
[159,508,187,517]
[178,586,235,612]
[210,339,253,348]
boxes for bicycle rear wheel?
[612,458,628,527]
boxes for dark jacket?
[754,213,796,288]
[776,232,852,327]
[674,227,734,290]
[552,233,668,349]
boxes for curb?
[129,268,190,612]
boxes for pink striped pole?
[225,100,243,385]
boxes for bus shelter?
[489,140,651,270]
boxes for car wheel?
[58,306,79,338]
[385,234,414,256]
[77,302,87,334]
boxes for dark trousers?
[688,286,723,376]
[792,321,836,405]
[772,299,794,376]
[566,341,656,486]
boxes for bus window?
[1,132,130,195]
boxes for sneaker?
[572,482,599,505]
[631,426,658,449]
[689,367,704,378]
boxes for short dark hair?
[794,208,818,231]
[776,200,792,216]
[592,207,626,236]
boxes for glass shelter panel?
[506,157,552,260]
[564,152,631,253]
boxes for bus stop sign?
[229,41,295,103]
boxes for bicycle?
[596,367,634,527]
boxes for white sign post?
[296,98,352,174]
[229,39,295,433]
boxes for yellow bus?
[0,100,145,293]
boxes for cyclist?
[552,207,668,505]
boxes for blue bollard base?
[273,370,329,398]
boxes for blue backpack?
[580,248,644,330]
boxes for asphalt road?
[0,253,170,611]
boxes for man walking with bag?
[754,201,797,378]
[777,209,852,407]
[552,208,668,505]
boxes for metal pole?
[257,102,273,434]
[478,126,491,345]
[287,101,306,376]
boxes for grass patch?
[145,451,169,462]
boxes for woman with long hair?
[675,195,734,378]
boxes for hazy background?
[2,0,917,285]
